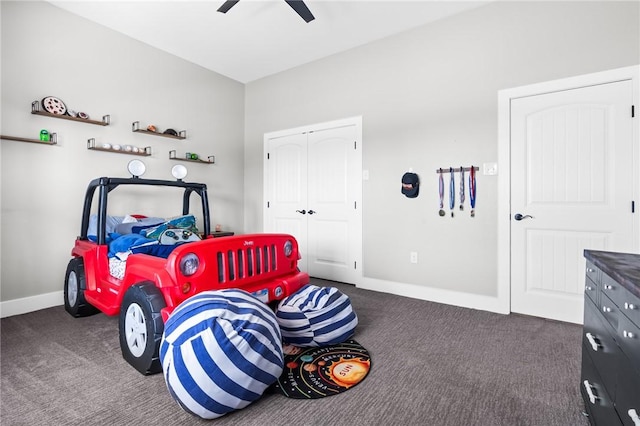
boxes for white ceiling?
[48,0,489,83]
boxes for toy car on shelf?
[64,160,309,375]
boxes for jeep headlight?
[284,240,293,257]
[179,253,200,276]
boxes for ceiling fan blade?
[217,0,240,14]
[284,0,315,23]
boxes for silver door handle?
[585,333,599,351]
[583,380,597,404]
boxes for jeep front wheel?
[64,258,99,317]
[119,283,165,375]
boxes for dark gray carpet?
[1,279,589,425]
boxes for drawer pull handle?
[625,302,637,310]
[583,380,597,404]
[585,333,599,351]
[629,409,640,426]
[623,330,636,339]
[602,306,612,313]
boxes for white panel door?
[307,125,360,283]
[510,80,634,323]
[264,132,309,270]
[264,117,362,285]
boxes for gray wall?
[1,0,638,311]
[244,1,640,297]
[1,1,245,303]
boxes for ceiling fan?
[217,0,315,23]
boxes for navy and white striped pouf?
[159,289,284,419]
[275,285,358,347]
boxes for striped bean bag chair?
[159,289,284,420]
[275,285,358,347]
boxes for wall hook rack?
[436,166,479,173]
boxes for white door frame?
[263,116,363,285]
[497,65,640,315]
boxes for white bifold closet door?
[264,117,362,285]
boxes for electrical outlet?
[410,252,418,264]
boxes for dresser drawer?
[615,354,640,426]
[602,272,640,326]
[581,344,622,426]
[586,261,601,284]
[616,314,640,376]
[601,293,621,333]
[585,275,599,306]
[583,299,621,394]
[621,296,640,327]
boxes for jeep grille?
[217,244,277,283]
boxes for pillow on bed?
[87,214,125,238]
[157,228,201,245]
[142,215,198,241]
[115,216,165,235]
[131,222,164,235]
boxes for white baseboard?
[358,277,510,315]
[0,291,63,318]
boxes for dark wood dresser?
[582,250,640,425]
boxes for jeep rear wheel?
[119,283,165,375]
[64,258,99,317]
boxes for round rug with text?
[272,339,371,399]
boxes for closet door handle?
[296,209,306,215]
[308,210,316,215]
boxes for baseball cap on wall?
[401,172,419,198]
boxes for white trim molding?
[359,277,509,315]
[0,291,63,318]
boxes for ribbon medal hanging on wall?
[469,165,476,217]
[438,169,445,217]
[449,167,455,218]
[459,167,465,211]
